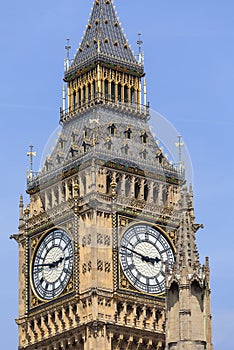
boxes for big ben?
[12,1,214,349]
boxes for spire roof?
[174,186,201,274]
[69,0,143,73]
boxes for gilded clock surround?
[115,216,176,298]
[29,228,75,309]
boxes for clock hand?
[52,256,64,267]
[152,256,161,264]
[122,246,157,265]
[34,257,64,269]
[34,263,55,268]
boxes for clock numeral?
[32,229,73,301]
[145,232,149,241]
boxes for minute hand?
[122,246,159,265]
[34,257,64,269]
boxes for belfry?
[13,1,213,349]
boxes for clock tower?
[13,1,213,349]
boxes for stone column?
[139,178,145,200]
[121,84,124,103]
[120,173,126,196]
[157,183,163,206]
[148,181,154,203]
[130,176,135,198]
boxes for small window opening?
[124,86,128,102]
[141,132,148,144]
[131,87,135,104]
[73,91,76,110]
[108,123,116,136]
[83,86,86,104]
[111,82,115,101]
[124,128,132,140]
[118,83,121,102]
[105,80,109,99]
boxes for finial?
[175,135,184,163]
[144,78,147,106]
[65,38,71,60]
[64,37,71,71]
[19,194,24,219]
[137,33,144,64]
[27,145,36,179]
[62,84,66,112]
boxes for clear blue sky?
[0,0,233,348]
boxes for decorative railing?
[64,52,144,81]
[27,147,184,192]
[60,93,150,124]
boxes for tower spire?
[65,37,71,70]
[65,0,144,76]
[27,145,36,179]
[174,185,200,273]
[166,185,213,350]
[137,32,144,64]
[175,134,184,164]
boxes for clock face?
[31,229,73,300]
[119,224,174,294]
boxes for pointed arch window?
[105,80,109,100]
[73,91,76,111]
[111,82,115,101]
[125,177,131,196]
[124,85,128,102]
[156,149,164,164]
[144,182,149,201]
[124,128,132,140]
[93,81,96,99]
[141,131,148,144]
[83,86,86,104]
[105,138,112,150]
[106,174,112,194]
[131,87,135,104]
[78,89,81,107]
[57,152,64,164]
[88,83,91,102]
[134,180,140,199]
[70,146,78,158]
[71,130,77,143]
[142,149,148,160]
[108,123,116,136]
[118,83,122,102]
[82,141,88,153]
[121,144,129,155]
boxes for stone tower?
[165,186,213,350]
[12,1,213,350]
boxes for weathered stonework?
[12,1,213,349]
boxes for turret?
[166,185,214,350]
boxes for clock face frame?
[31,229,73,301]
[119,224,175,295]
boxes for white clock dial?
[119,224,174,294]
[31,229,73,300]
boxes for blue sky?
[0,0,233,348]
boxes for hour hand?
[152,256,161,264]
[52,256,64,267]
[34,257,64,269]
